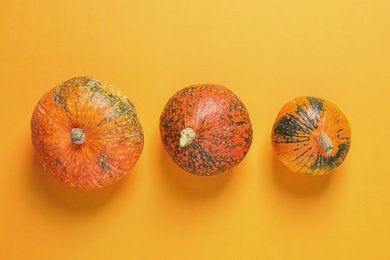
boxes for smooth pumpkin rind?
[271,96,351,175]
[160,84,253,175]
[31,76,144,190]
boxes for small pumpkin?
[159,84,253,176]
[271,96,351,175]
[31,76,144,190]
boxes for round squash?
[271,96,351,175]
[159,84,253,176]
[31,76,144,190]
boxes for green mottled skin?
[272,96,351,175]
[31,76,144,190]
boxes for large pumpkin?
[31,76,144,190]
[159,84,253,176]
[271,96,351,175]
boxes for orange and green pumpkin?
[271,96,351,175]
[159,84,253,176]
[31,76,144,190]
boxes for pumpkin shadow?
[30,149,128,212]
[158,139,233,200]
[270,151,334,197]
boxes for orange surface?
[1,1,389,259]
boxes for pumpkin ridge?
[76,81,94,120]
[295,104,318,129]
[287,113,315,133]
[52,148,76,183]
[191,141,218,175]
[82,77,137,120]
[97,129,144,142]
[296,153,315,174]
[272,120,311,144]
[286,146,313,163]
[53,85,67,110]
[307,97,325,117]
[275,113,314,134]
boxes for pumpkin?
[271,96,351,175]
[159,84,253,176]
[31,76,144,190]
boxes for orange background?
[1,1,390,259]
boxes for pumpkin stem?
[317,133,334,155]
[180,127,196,148]
[70,128,85,145]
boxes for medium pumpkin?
[271,96,351,175]
[31,76,144,190]
[159,84,253,176]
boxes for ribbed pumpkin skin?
[160,84,253,176]
[31,76,144,190]
[271,96,351,175]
